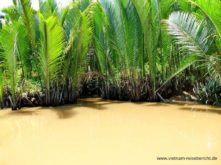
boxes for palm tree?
[19,0,36,76]
[0,24,20,110]
[38,14,64,105]
[62,2,92,103]
[163,0,221,86]
[91,0,147,100]
[0,0,221,108]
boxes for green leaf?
[39,14,64,104]
[0,25,19,109]
[164,12,213,56]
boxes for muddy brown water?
[0,98,221,165]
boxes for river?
[0,98,220,165]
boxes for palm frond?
[71,13,92,86]
[86,2,112,77]
[39,0,59,18]
[164,12,213,56]
[0,67,4,105]
[158,54,198,91]
[188,0,221,38]
[39,14,64,104]
[0,25,19,109]
[16,20,31,78]
[19,0,35,51]
[162,11,213,87]
[79,0,92,11]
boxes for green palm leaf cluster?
[89,0,194,100]
[0,0,221,109]
[0,25,19,109]
[164,0,221,83]
[0,0,91,109]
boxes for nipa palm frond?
[0,25,20,109]
[38,14,64,104]
[164,11,213,57]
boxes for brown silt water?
[0,98,221,165]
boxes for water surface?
[0,98,221,165]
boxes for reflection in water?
[0,98,221,165]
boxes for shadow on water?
[165,101,221,115]
[179,107,221,115]
[76,98,124,110]
[48,98,123,119]
[0,98,134,121]
[3,106,77,120]
[135,100,200,107]
[143,103,169,107]
[139,100,221,115]
[4,98,221,119]
[50,106,77,119]
[8,110,37,116]
[133,100,221,115]
[6,98,117,119]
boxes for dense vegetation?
[0,0,221,110]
